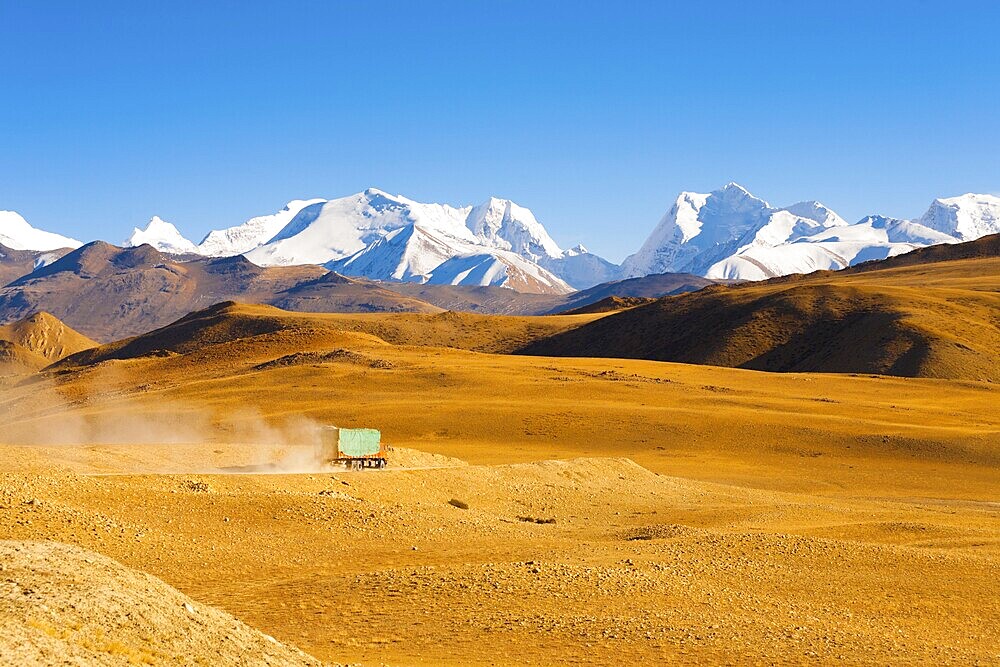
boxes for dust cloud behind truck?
[321,426,387,469]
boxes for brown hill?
[552,271,715,313]
[0,311,97,361]
[561,295,658,314]
[0,244,74,286]
[56,301,608,368]
[272,270,442,314]
[382,271,715,315]
[519,251,1000,382]
[0,241,716,339]
[0,541,320,665]
[0,242,441,341]
[375,281,562,314]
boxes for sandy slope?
[0,540,320,665]
[0,341,49,376]
[0,313,96,379]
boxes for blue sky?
[1,1,997,261]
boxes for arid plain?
[1,252,998,665]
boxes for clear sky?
[1,1,998,261]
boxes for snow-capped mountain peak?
[849,215,956,245]
[245,189,475,268]
[737,200,849,251]
[5,183,998,292]
[465,197,563,261]
[0,189,611,290]
[624,181,1000,282]
[621,183,772,277]
[917,193,1000,241]
[0,210,82,251]
[124,216,198,254]
[329,222,573,293]
[361,188,409,213]
[719,181,757,198]
[238,189,597,293]
[622,182,1000,282]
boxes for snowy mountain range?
[122,189,607,293]
[622,184,1000,281]
[4,185,999,292]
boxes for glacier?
[112,189,600,292]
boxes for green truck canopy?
[337,428,381,457]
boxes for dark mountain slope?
[0,243,441,341]
[0,244,73,286]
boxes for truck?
[322,426,387,470]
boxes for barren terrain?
[0,248,997,665]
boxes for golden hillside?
[56,301,607,368]
[520,253,1000,381]
[0,311,97,361]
